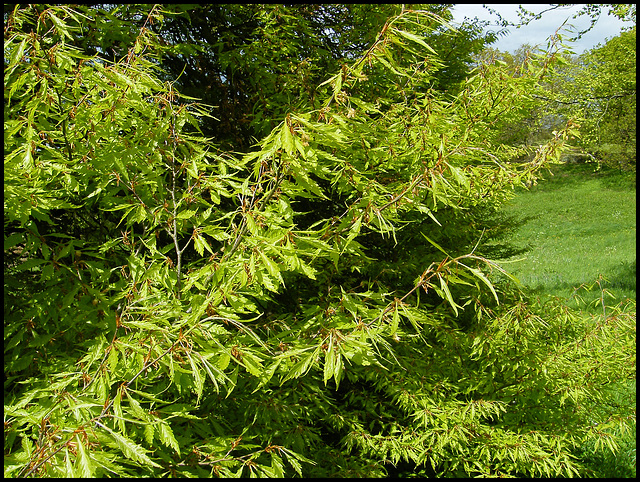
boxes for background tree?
[475,24,636,172]
[4,4,635,478]
[546,27,636,170]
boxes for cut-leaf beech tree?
[4,4,636,477]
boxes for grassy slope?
[497,161,636,478]
[499,161,636,310]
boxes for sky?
[450,4,633,54]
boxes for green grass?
[499,161,636,311]
[497,161,636,478]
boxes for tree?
[59,4,498,150]
[4,4,635,477]
[558,27,636,170]
[475,23,636,172]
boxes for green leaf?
[126,393,148,420]
[464,264,500,305]
[158,422,180,455]
[4,232,24,251]
[323,334,335,385]
[280,122,295,156]
[245,213,258,235]
[14,257,46,272]
[392,28,436,54]
[103,425,161,468]
[113,388,125,433]
[257,250,283,285]
[241,351,264,378]
[253,359,281,392]
[198,356,222,393]
[217,352,231,371]
[194,234,213,257]
[421,233,451,257]
[343,216,362,252]
[390,306,400,335]
[438,276,459,316]
[333,72,343,95]
[143,424,155,446]
[177,208,197,220]
[75,434,94,477]
[8,38,27,73]
[64,447,76,477]
[187,352,204,404]
[281,347,319,384]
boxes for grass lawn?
[499,161,636,311]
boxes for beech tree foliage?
[4,4,636,477]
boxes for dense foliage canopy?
[4,4,635,477]
[56,4,500,150]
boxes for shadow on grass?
[607,259,637,294]
[516,260,636,310]
[478,212,540,261]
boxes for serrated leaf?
[285,453,303,476]
[421,233,450,257]
[144,423,155,446]
[318,72,339,88]
[75,434,93,477]
[393,28,436,54]
[253,358,282,392]
[177,208,197,220]
[126,393,147,420]
[465,265,500,305]
[4,232,24,250]
[64,447,76,477]
[241,351,264,378]
[186,352,204,404]
[299,259,317,279]
[449,165,470,190]
[257,251,283,287]
[342,216,362,253]
[390,306,400,335]
[281,348,319,384]
[113,388,125,433]
[103,425,161,468]
[438,276,459,316]
[217,352,231,371]
[281,122,295,156]
[158,422,180,455]
[323,335,335,385]
[15,258,46,272]
[8,38,27,73]
[245,213,258,235]
[193,235,205,256]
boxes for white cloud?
[450,4,632,53]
